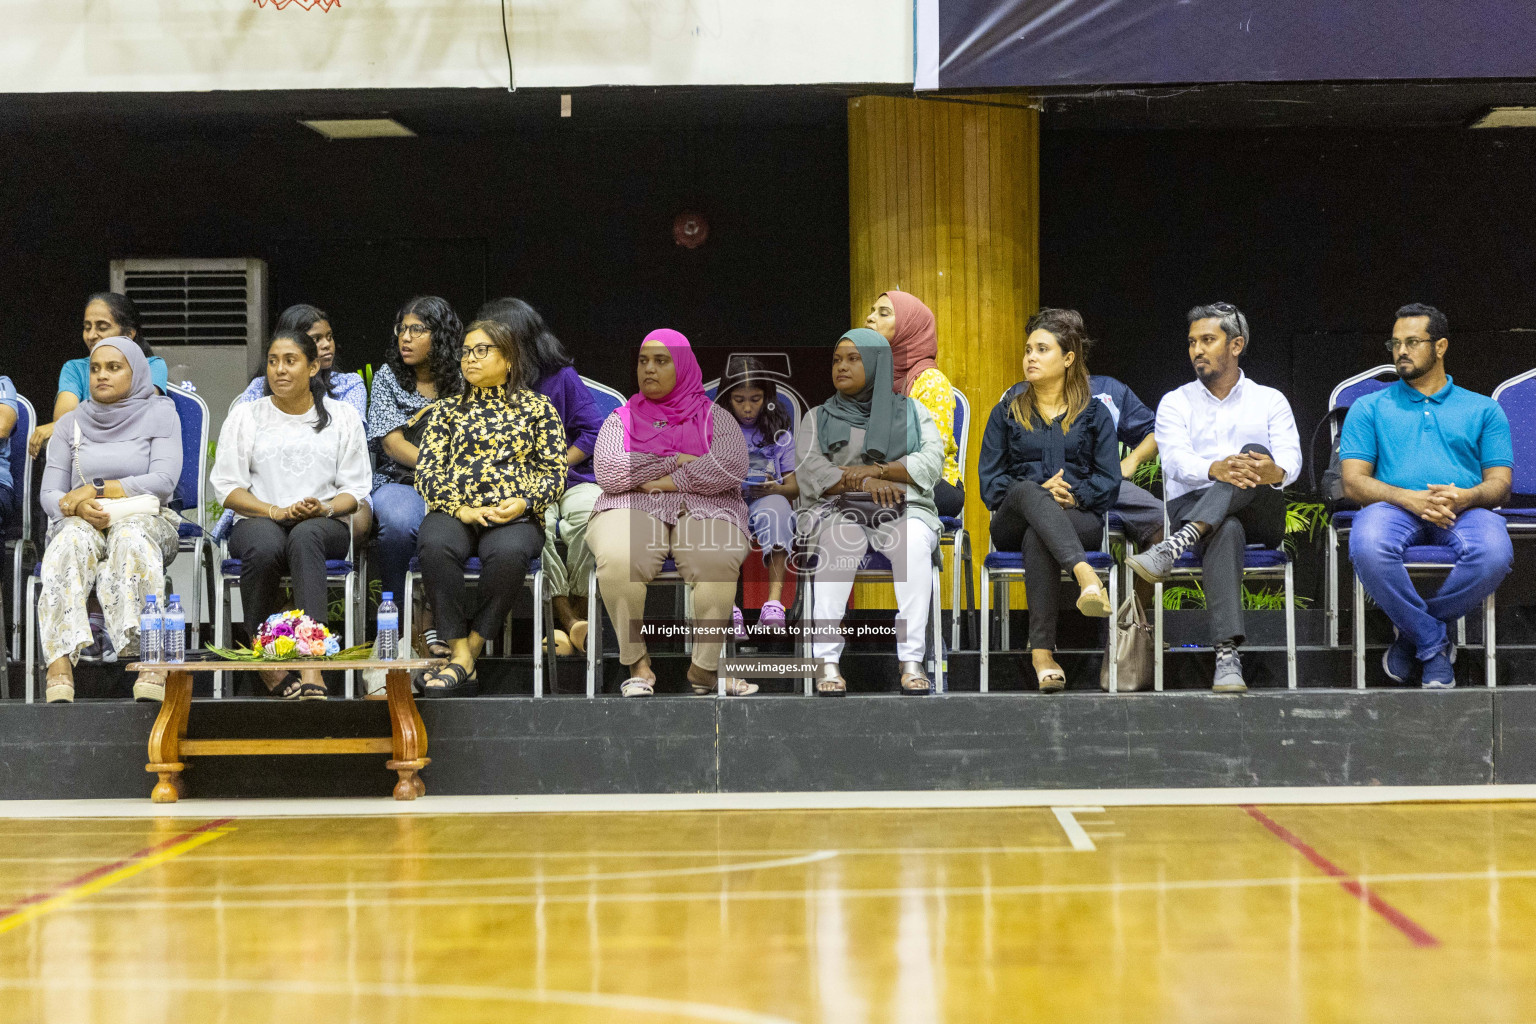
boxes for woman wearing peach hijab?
[865,290,965,518]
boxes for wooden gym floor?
[2,800,1535,1023]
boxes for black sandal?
[264,672,329,700]
[420,662,479,698]
[421,628,452,660]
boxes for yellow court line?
[0,824,235,936]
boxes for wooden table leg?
[146,670,193,803]
[384,668,430,800]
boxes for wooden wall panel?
[847,94,1040,613]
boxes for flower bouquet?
[208,611,373,662]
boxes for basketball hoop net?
[253,0,340,9]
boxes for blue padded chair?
[979,517,1120,692]
[403,556,556,695]
[163,383,211,650]
[1322,365,1397,648]
[1154,509,1298,691]
[2,394,35,698]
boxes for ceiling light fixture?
[300,118,416,139]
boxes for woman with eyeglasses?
[413,320,567,696]
[366,296,465,643]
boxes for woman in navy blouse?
[477,298,604,654]
[978,307,1121,693]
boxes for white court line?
[1051,807,1104,852]
[116,850,839,894]
[7,784,1536,819]
[0,976,800,1024]
[64,866,1536,914]
[0,846,1075,864]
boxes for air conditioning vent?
[111,258,267,348]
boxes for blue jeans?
[1349,502,1512,659]
[372,483,427,602]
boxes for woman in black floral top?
[414,319,567,696]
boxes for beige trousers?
[586,507,748,672]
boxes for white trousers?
[808,515,938,664]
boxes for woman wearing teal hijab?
[794,329,945,695]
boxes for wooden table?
[128,659,440,804]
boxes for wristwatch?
[92,477,106,499]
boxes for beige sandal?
[132,671,166,703]
[1035,666,1067,693]
[690,673,759,696]
[45,677,75,703]
[567,620,589,653]
[543,629,575,656]
[620,677,654,697]
[1076,583,1112,618]
[815,662,847,696]
[899,660,933,695]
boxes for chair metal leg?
[1284,560,1298,690]
[25,577,38,704]
[343,574,356,699]
[188,537,204,651]
[949,535,962,651]
[930,569,944,693]
[1325,524,1338,649]
[214,575,228,699]
[999,578,1011,650]
[1107,564,1119,694]
[403,572,415,656]
[533,570,545,698]
[1153,581,1164,692]
[1353,574,1367,690]
[979,565,991,694]
[802,572,814,696]
[586,566,599,698]
[11,542,23,660]
[1485,591,1497,688]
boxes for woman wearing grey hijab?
[794,328,945,696]
[38,338,183,703]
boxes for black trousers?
[229,516,350,635]
[1166,446,1287,647]
[990,479,1105,651]
[934,479,966,519]
[418,512,544,643]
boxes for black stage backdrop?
[4,116,1535,491]
[0,118,850,409]
[925,0,1536,90]
[1037,126,1536,454]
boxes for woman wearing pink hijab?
[586,329,756,697]
[866,290,965,518]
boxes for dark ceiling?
[1,78,1535,138]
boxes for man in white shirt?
[1127,303,1301,691]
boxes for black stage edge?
[4,689,1535,800]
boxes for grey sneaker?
[1213,642,1247,692]
[1126,522,1203,583]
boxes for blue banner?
[917,0,1536,90]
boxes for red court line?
[0,817,234,924]
[1240,805,1438,948]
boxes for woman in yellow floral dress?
[865,290,965,519]
[414,319,567,696]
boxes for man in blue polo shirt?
[1341,303,1513,688]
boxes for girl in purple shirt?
[717,365,798,633]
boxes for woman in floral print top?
[413,319,567,696]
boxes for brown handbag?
[1100,592,1155,692]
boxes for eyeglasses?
[459,343,494,362]
[397,323,431,339]
[1385,338,1433,354]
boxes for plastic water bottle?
[377,592,399,661]
[138,596,162,665]
[163,595,186,664]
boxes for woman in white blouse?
[210,330,372,700]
